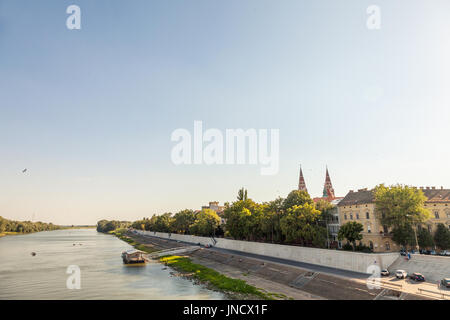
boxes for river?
[0,228,224,299]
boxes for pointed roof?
[323,166,335,199]
[298,165,308,193]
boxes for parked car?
[400,250,407,256]
[441,278,450,288]
[439,250,450,256]
[396,270,408,279]
[409,273,425,282]
[430,250,437,255]
[381,269,390,276]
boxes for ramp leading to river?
[149,245,200,258]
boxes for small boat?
[121,249,147,264]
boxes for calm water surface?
[0,228,224,300]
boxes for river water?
[0,228,224,300]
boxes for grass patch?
[160,255,272,299]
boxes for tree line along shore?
[0,216,96,238]
[0,216,61,237]
[97,185,450,253]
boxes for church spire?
[298,165,308,193]
[323,166,335,199]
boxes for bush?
[342,242,353,251]
[356,242,373,253]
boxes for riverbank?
[0,231,20,238]
[110,229,160,253]
[112,229,277,300]
[159,255,276,300]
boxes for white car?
[396,270,408,279]
[381,269,390,276]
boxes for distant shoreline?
[0,226,96,238]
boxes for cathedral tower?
[322,166,335,199]
[298,165,308,193]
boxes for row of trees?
[99,184,450,252]
[390,223,450,250]
[131,209,222,237]
[222,189,333,247]
[96,220,131,233]
[340,220,450,251]
[0,216,60,234]
[125,189,333,248]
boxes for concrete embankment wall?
[135,230,399,274]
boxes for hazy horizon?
[1,0,450,225]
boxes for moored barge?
[121,249,147,264]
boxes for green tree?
[434,223,450,250]
[282,190,313,211]
[280,203,322,245]
[0,216,6,233]
[315,199,334,222]
[154,213,173,233]
[260,198,285,243]
[237,188,248,201]
[391,224,416,249]
[338,222,364,251]
[417,228,434,248]
[97,220,131,233]
[223,199,265,241]
[189,209,221,237]
[374,184,431,249]
[314,199,335,248]
[172,209,197,234]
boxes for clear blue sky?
[1,0,449,224]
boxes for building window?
[385,242,390,251]
[344,214,347,220]
[383,226,389,234]
[356,213,360,219]
[366,212,370,219]
[367,224,371,233]
[434,211,440,219]
[350,214,353,220]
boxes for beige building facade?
[337,187,450,253]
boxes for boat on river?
[121,249,147,264]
